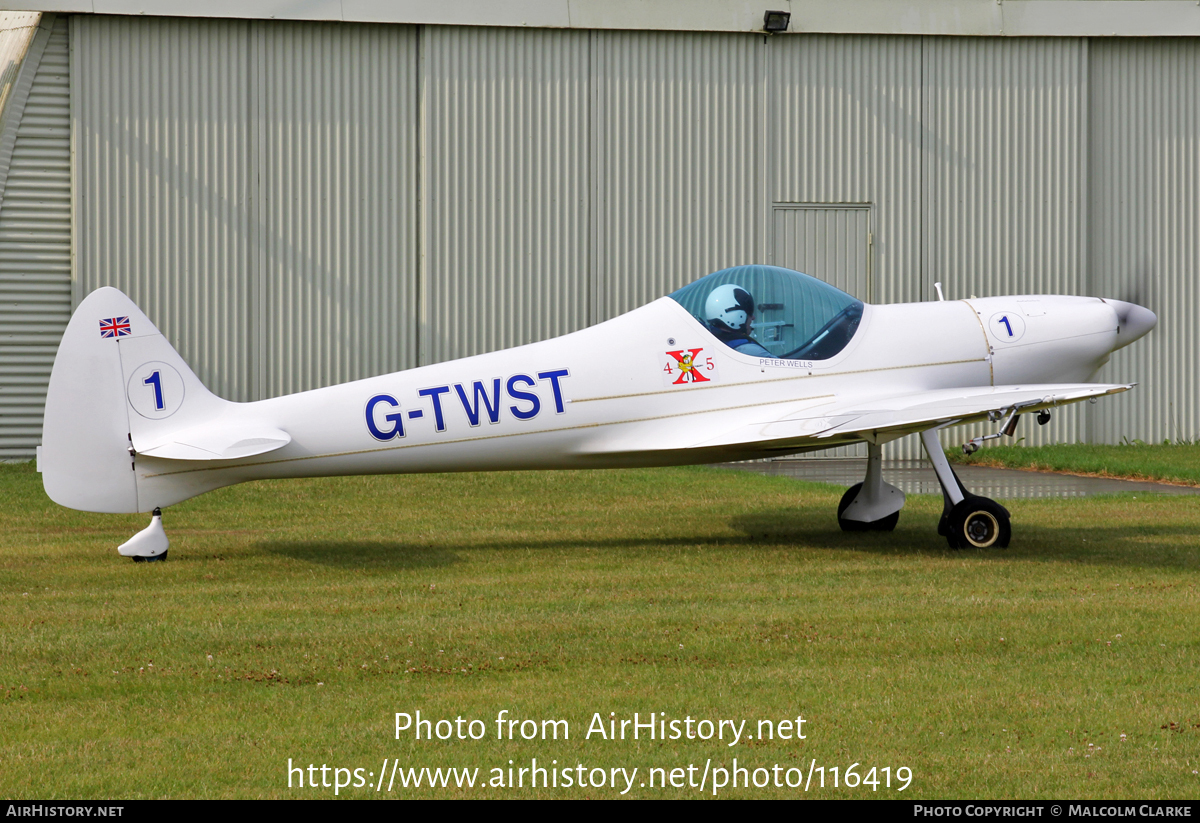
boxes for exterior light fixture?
[763,10,791,32]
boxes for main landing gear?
[837,441,905,532]
[920,428,1011,550]
[837,428,1012,549]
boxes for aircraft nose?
[1105,299,1157,350]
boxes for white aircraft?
[38,265,1156,560]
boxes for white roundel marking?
[127,361,185,419]
[988,311,1026,343]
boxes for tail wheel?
[837,483,900,532]
[946,497,1011,549]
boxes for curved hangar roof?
[1,0,1199,37]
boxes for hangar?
[0,1,1195,460]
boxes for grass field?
[2,459,1199,799]
[952,443,1200,487]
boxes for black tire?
[837,483,900,532]
[870,510,900,532]
[946,497,1011,549]
[132,551,168,563]
[937,511,953,538]
[838,484,869,532]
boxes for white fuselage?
[132,295,1121,509]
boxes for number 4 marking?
[143,370,165,411]
[998,316,1013,337]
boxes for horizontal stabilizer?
[135,421,291,461]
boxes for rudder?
[40,287,225,513]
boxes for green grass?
[952,443,1200,486]
[2,460,1199,799]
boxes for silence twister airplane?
[38,265,1156,561]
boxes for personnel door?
[770,204,872,302]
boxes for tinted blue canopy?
[669,265,863,361]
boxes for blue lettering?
[455,379,502,427]
[143,370,165,411]
[365,394,405,441]
[407,409,423,419]
[417,386,451,432]
[537,369,570,414]
[506,374,541,420]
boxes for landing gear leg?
[118,507,170,562]
[838,441,906,531]
[919,429,1010,549]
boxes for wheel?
[945,497,1010,549]
[132,551,168,563]
[837,483,900,532]
[870,510,900,532]
[837,484,868,531]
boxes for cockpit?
[668,265,864,361]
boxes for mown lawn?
[1,460,1198,799]
[952,443,1200,486]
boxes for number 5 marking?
[998,316,1013,337]
[143,370,165,411]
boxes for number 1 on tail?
[143,370,164,411]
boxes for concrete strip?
[715,458,1200,499]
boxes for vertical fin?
[41,287,226,513]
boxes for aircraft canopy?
[669,265,863,361]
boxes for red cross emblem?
[665,348,711,385]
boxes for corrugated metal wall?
[923,36,1088,455]
[1088,39,1200,446]
[423,26,589,364]
[74,17,420,401]
[592,31,763,320]
[923,37,1086,301]
[74,16,257,401]
[258,22,419,394]
[0,18,1194,458]
[0,14,68,459]
[769,35,922,306]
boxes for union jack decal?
[99,317,131,338]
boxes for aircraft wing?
[696,382,1133,450]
